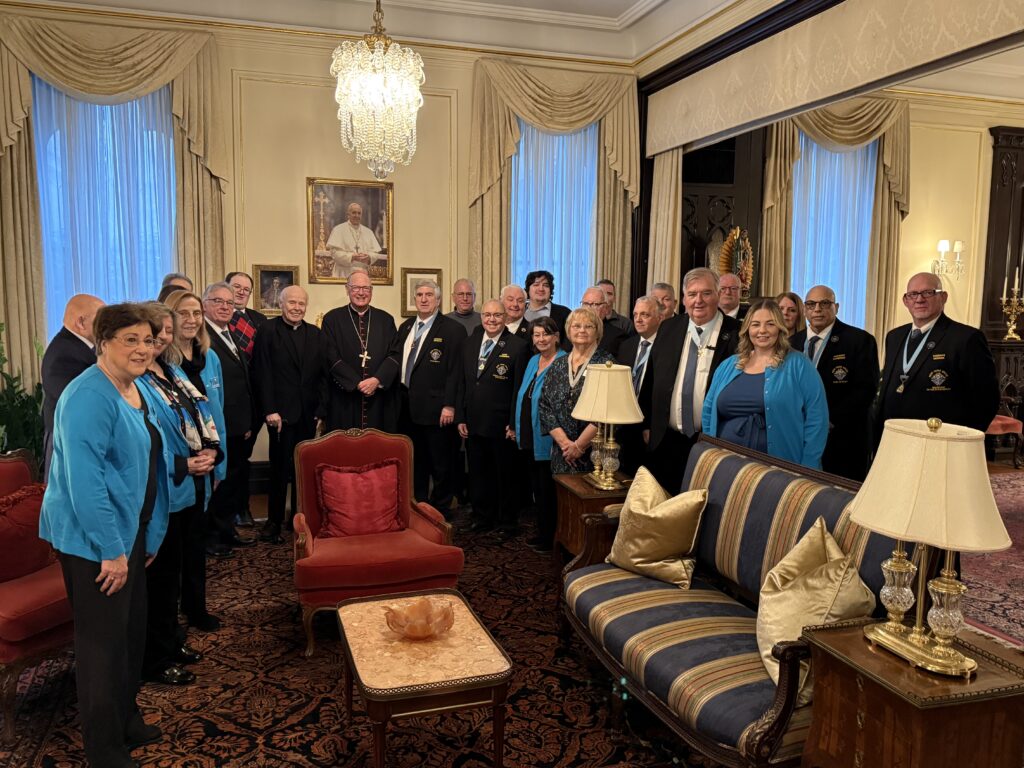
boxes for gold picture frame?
[401,268,444,317]
[252,264,299,317]
[307,177,394,285]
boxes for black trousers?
[179,487,207,620]
[646,428,699,495]
[143,510,182,675]
[208,434,250,546]
[241,424,261,514]
[399,414,457,512]
[525,452,557,546]
[267,420,316,527]
[59,528,147,768]
[467,435,518,529]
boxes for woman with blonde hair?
[702,298,828,468]
[775,291,805,340]
[538,307,614,474]
[162,289,227,631]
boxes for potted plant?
[0,322,43,471]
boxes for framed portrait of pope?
[307,177,394,285]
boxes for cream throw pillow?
[606,467,707,588]
[757,517,876,705]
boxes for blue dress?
[716,372,768,453]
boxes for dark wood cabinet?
[552,473,629,558]
[981,127,1024,341]
[801,622,1024,768]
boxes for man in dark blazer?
[253,286,325,543]
[393,279,466,512]
[876,272,998,441]
[41,294,103,474]
[501,284,531,342]
[616,296,662,476]
[203,282,256,557]
[582,286,626,357]
[523,270,571,349]
[791,285,879,481]
[640,268,740,493]
[718,273,749,322]
[458,300,527,536]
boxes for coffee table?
[336,588,513,767]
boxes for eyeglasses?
[113,334,156,348]
[205,297,232,306]
[904,290,942,300]
[720,286,740,293]
[454,292,475,298]
[348,285,372,293]
[804,300,835,310]
[569,323,596,331]
[230,285,252,295]
[481,312,504,320]
[581,302,605,309]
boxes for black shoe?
[174,644,203,665]
[188,613,222,632]
[235,509,256,528]
[495,526,518,540]
[467,520,494,533]
[258,523,283,544]
[144,665,196,686]
[206,544,235,559]
[125,714,162,749]
[226,532,256,548]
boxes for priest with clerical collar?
[320,267,400,432]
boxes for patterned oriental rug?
[962,471,1024,645]
[1,520,709,768]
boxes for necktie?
[807,335,821,361]
[478,338,495,377]
[907,328,924,355]
[404,321,426,387]
[632,339,651,394]
[221,330,239,358]
[681,327,703,437]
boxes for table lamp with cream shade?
[571,361,643,491]
[849,418,1011,678]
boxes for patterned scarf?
[146,365,221,453]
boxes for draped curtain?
[0,15,228,383]
[759,97,909,344]
[469,58,639,306]
[510,119,598,304]
[647,147,684,291]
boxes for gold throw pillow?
[606,467,707,588]
[756,517,876,705]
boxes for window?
[510,118,598,304]
[32,75,176,338]
[790,130,877,328]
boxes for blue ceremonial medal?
[898,325,933,393]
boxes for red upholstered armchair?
[293,429,464,656]
[0,450,73,741]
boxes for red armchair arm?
[408,501,453,545]
[293,512,314,560]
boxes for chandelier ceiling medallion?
[330,0,425,180]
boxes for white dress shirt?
[400,312,437,384]
[632,332,657,391]
[669,313,723,433]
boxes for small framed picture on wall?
[307,177,394,285]
[401,268,444,317]
[253,264,299,316]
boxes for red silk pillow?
[0,484,55,582]
[316,459,403,538]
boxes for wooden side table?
[801,620,1024,768]
[552,473,629,558]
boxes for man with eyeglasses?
[225,271,267,356]
[203,282,257,555]
[875,272,998,444]
[580,286,626,356]
[321,266,401,432]
[790,285,878,480]
[446,278,481,334]
[718,273,748,321]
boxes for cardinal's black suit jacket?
[639,311,740,451]
[875,313,998,438]
[393,313,466,426]
[791,319,878,480]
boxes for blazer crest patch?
[929,368,948,387]
[495,363,509,377]
[832,365,848,382]
[429,349,442,361]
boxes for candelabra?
[1000,288,1023,341]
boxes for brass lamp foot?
[863,621,977,678]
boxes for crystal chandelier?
[330,0,425,180]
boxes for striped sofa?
[562,437,898,768]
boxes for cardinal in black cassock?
[320,289,401,433]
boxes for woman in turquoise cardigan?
[137,302,226,687]
[702,298,828,469]
[513,316,566,552]
[39,303,169,768]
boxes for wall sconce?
[932,238,965,281]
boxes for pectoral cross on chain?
[359,349,372,368]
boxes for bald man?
[252,285,326,542]
[41,294,104,474]
[875,272,998,442]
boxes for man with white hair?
[392,279,466,510]
[501,284,530,341]
[615,295,662,475]
[650,282,678,319]
[327,202,384,278]
[581,285,626,356]
[718,273,747,320]
[253,285,325,543]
